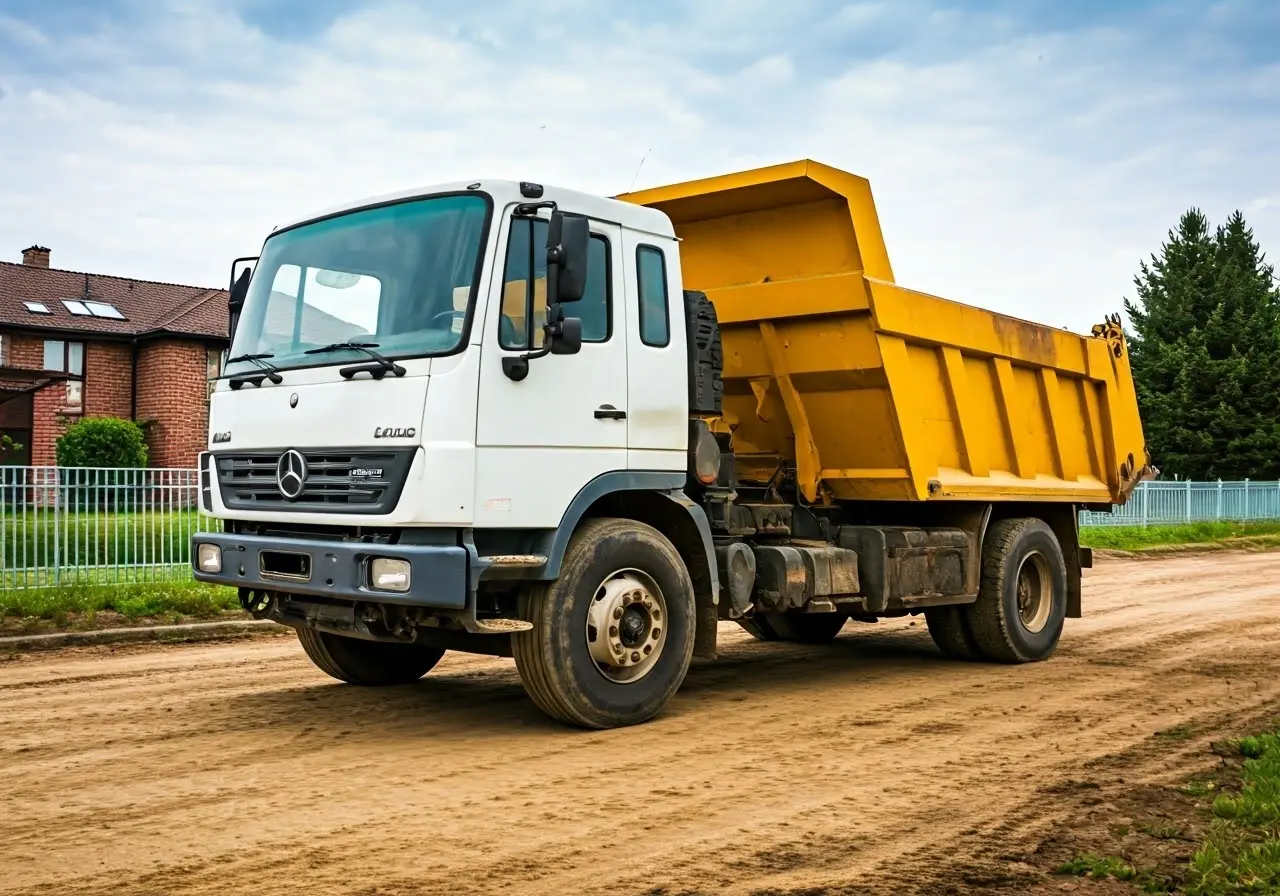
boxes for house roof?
[0,259,229,341]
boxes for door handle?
[594,405,627,420]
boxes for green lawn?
[0,579,240,625]
[0,509,204,575]
[1080,521,1280,552]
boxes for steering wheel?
[430,310,464,327]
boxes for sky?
[0,0,1277,331]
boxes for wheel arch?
[547,473,720,660]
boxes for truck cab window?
[636,245,670,347]
[500,217,610,350]
[225,193,489,373]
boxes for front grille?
[214,448,415,514]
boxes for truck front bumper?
[190,531,468,609]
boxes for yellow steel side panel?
[620,160,1149,505]
[676,198,861,290]
[961,355,1010,476]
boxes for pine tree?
[1124,209,1280,480]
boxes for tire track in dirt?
[2,552,1279,895]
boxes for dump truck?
[192,159,1150,729]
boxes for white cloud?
[0,0,1275,333]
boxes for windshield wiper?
[304,341,406,380]
[225,352,283,389]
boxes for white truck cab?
[196,179,724,728]
[206,180,689,529]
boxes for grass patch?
[1080,521,1280,553]
[1056,853,1139,881]
[0,579,240,624]
[1157,723,1199,742]
[1184,732,1280,895]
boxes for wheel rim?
[585,568,667,684]
[1016,550,1054,633]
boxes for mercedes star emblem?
[276,449,308,499]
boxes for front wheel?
[296,628,446,685]
[512,517,696,729]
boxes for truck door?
[621,230,687,471]
[474,214,628,528]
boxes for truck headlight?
[370,558,411,592]
[197,543,222,573]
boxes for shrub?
[0,433,23,462]
[56,416,148,468]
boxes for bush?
[0,433,23,462]
[56,416,148,468]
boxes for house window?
[0,334,8,366]
[498,217,611,350]
[43,339,85,411]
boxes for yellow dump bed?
[619,160,1149,505]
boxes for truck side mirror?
[502,207,589,381]
[549,316,582,355]
[547,211,589,303]
[227,267,252,340]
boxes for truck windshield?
[225,193,491,374]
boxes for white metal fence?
[2,466,1279,592]
[1,466,201,591]
[1078,479,1280,527]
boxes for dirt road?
[3,552,1280,896]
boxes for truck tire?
[964,517,1067,663]
[512,517,696,729]
[924,606,983,661]
[745,612,849,644]
[296,628,446,685]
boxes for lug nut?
[609,626,618,638]
[631,652,640,663]
[613,607,623,619]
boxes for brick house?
[0,246,229,468]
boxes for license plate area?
[260,550,312,582]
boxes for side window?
[636,245,670,348]
[499,217,610,349]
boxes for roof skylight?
[23,301,51,314]
[83,301,125,320]
[62,300,91,316]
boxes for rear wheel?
[964,517,1067,663]
[512,518,696,729]
[296,628,446,685]
[738,612,850,644]
[924,606,983,660]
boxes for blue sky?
[0,0,1276,330]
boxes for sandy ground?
[3,552,1280,896]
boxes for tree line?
[1123,206,1280,481]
